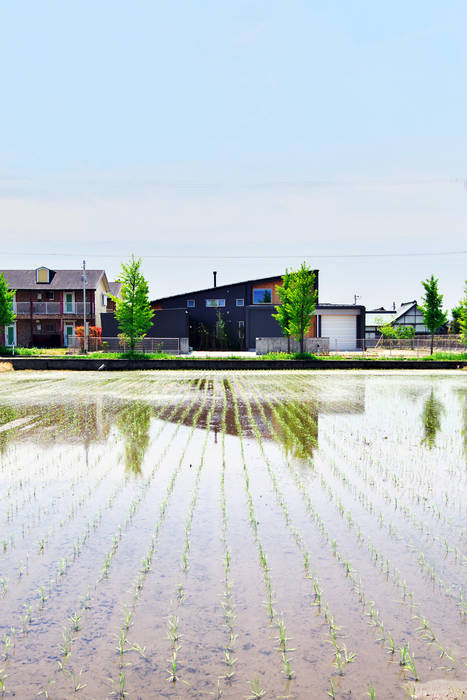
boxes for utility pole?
[354,294,361,305]
[82,260,88,353]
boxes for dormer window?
[36,267,50,284]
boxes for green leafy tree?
[450,305,462,335]
[378,322,398,339]
[284,263,318,354]
[418,275,448,355]
[459,282,467,344]
[273,269,293,352]
[0,272,16,345]
[111,255,154,354]
[215,309,229,349]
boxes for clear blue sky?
[1,1,466,310]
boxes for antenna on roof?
[353,294,361,305]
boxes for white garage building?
[316,304,366,351]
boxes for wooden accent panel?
[252,278,283,305]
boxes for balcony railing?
[14,301,93,315]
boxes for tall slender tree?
[273,269,292,353]
[418,275,448,355]
[0,273,16,346]
[284,263,318,354]
[111,255,154,354]
[459,281,467,345]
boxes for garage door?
[321,315,357,351]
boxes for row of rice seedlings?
[109,376,213,696]
[234,376,358,682]
[322,422,466,565]
[165,378,217,690]
[226,378,290,694]
[2,452,115,566]
[243,376,423,684]
[1,379,200,665]
[330,416,464,535]
[0,405,71,500]
[219,379,238,689]
[261,374,465,606]
[18,379,182,559]
[262,384,459,669]
[316,436,466,613]
[49,380,207,696]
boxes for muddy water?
[0,369,465,700]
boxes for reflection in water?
[421,389,444,449]
[458,389,467,462]
[116,402,153,475]
[0,404,18,453]
[274,402,318,460]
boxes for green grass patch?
[420,352,467,361]
[74,351,171,359]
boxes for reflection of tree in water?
[116,402,153,475]
[421,389,444,449]
[0,405,18,453]
[458,389,467,462]
[274,401,318,460]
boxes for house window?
[238,320,245,340]
[102,293,108,306]
[253,288,272,304]
[36,267,50,284]
[37,292,43,300]
[236,299,244,307]
[187,300,195,308]
[45,291,54,300]
[46,324,55,332]
[206,299,225,307]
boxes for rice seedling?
[0,669,7,693]
[247,675,265,699]
[367,681,376,699]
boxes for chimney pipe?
[213,271,217,288]
[393,301,396,311]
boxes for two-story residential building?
[149,272,365,351]
[2,267,112,347]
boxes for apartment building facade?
[2,267,111,347]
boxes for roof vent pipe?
[393,301,396,310]
[213,271,217,288]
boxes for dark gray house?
[149,272,365,351]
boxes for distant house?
[106,281,122,312]
[365,300,447,339]
[150,272,365,351]
[1,267,112,348]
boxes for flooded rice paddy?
[0,369,465,700]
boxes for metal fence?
[328,335,465,355]
[68,336,180,354]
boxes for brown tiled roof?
[1,269,106,291]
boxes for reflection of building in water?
[0,379,366,464]
[0,396,154,475]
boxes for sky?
[0,1,466,312]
